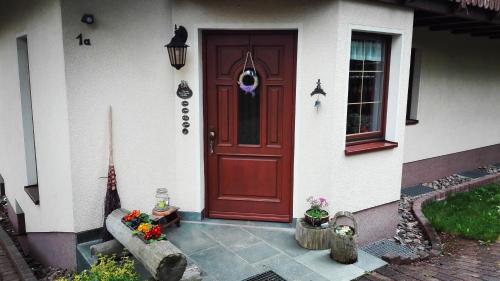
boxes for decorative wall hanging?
[177,84,191,135]
[238,51,259,97]
[176,80,193,99]
[310,79,326,111]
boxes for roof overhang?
[377,0,500,38]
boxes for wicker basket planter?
[330,211,358,264]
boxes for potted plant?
[304,196,329,227]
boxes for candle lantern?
[155,188,170,211]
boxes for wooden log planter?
[106,209,187,281]
[295,218,331,250]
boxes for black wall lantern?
[165,25,189,70]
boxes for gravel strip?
[0,197,73,280]
[394,168,498,258]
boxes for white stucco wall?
[171,0,413,218]
[61,0,176,232]
[404,29,500,163]
[0,0,75,232]
[1,0,414,234]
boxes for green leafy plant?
[57,255,139,281]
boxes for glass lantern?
[155,188,170,211]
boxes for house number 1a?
[76,33,91,46]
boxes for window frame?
[346,32,392,145]
[406,47,420,125]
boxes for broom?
[102,106,121,241]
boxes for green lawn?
[422,183,500,243]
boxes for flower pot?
[304,209,329,227]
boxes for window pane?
[363,40,383,71]
[362,72,384,102]
[346,104,361,135]
[361,103,381,133]
[238,87,260,144]
[348,72,362,103]
[350,40,364,71]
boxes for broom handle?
[109,106,114,165]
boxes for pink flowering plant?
[305,196,329,226]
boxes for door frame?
[202,29,298,221]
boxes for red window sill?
[345,141,398,156]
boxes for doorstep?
[76,221,387,281]
[163,221,386,281]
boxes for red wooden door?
[203,31,296,222]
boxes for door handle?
[209,129,216,155]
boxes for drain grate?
[457,169,489,179]
[243,271,287,281]
[361,239,415,258]
[401,184,434,197]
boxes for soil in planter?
[305,209,329,227]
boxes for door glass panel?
[238,85,260,144]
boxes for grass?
[422,183,500,243]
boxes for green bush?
[58,255,139,281]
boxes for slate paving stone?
[457,169,490,179]
[353,250,387,272]
[199,224,261,250]
[254,254,314,281]
[297,271,330,281]
[234,241,280,264]
[401,184,434,197]
[245,227,309,257]
[189,245,258,281]
[294,250,366,281]
[245,221,295,229]
[494,163,500,169]
[164,223,217,255]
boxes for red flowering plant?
[122,210,166,244]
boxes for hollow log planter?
[295,218,331,250]
[106,209,187,281]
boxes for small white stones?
[421,174,471,190]
[479,165,500,174]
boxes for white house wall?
[404,29,500,163]
[0,0,75,232]
[60,0,176,232]
[171,0,414,218]
[1,0,414,234]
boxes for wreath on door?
[238,51,259,97]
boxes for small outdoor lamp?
[81,14,95,25]
[165,25,189,70]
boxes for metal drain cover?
[243,271,287,281]
[401,184,434,197]
[361,239,415,258]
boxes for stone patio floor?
[163,220,386,281]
